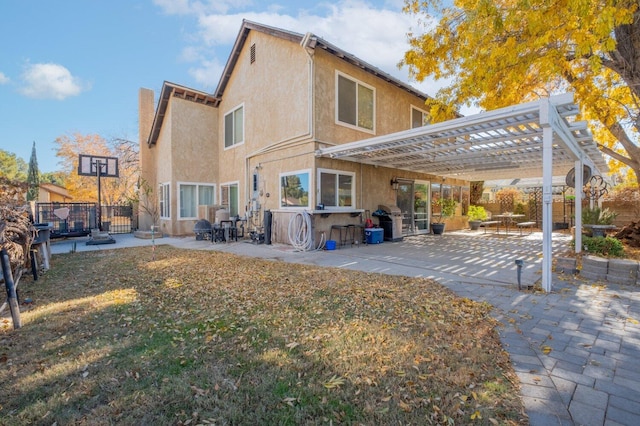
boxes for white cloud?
[188,58,225,91]
[19,63,86,100]
[153,0,252,16]
[0,72,9,84]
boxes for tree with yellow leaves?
[402,0,640,183]
[54,133,138,204]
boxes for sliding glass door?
[396,180,430,235]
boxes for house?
[137,19,607,261]
[138,20,469,243]
[38,182,72,203]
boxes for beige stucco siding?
[216,30,313,218]
[138,88,158,231]
[170,97,218,184]
[167,97,218,235]
[312,48,430,145]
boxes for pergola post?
[542,124,554,293]
[574,159,584,254]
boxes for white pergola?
[317,93,609,292]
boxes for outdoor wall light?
[390,177,399,190]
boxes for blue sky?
[0,0,443,173]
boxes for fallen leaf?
[285,342,300,350]
[323,375,345,389]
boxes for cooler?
[365,228,383,244]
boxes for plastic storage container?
[365,228,383,244]
[325,240,337,250]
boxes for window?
[224,105,244,148]
[318,169,355,209]
[280,170,310,208]
[220,183,239,217]
[411,106,429,128]
[159,183,170,218]
[336,72,374,132]
[178,183,215,219]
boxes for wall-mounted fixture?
[390,177,399,190]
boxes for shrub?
[432,197,457,223]
[582,206,617,225]
[573,236,625,257]
[467,205,488,221]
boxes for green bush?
[582,206,617,225]
[573,236,625,257]
[467,205,488,221]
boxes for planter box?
[606,258,639,286]
[580,255,608,282]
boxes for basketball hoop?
[78,154,119,231]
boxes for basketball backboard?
[78,155,119,177]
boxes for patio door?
[396,180,430,235]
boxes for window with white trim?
[224,105,244,148]
[159,183,170,219]
[336,72,375,132]
[318,169,355,209]
[280,170,311,208]
[178,183,215,219]
[220,183,239,217]
[411,106,429,128]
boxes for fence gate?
[35,202,135,238]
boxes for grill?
[194,219,212,240]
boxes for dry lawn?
[1,246,526,425]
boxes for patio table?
[493,214,525,234]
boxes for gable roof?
[214,20,430,101]
[147,81,219,146]
[148,21,433,147]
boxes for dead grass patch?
[1,246,526,425]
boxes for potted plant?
[467,205,488,230]
[431,198,457,235]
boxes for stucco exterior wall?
[216,30,313,217]
[138,88,158,231]
[167,97,218,236]
[312,48,431,145]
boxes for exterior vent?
[250,43,256,64]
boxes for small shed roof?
[317,93,608,182]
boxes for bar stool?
[353,224,366,245]
[329,225,348,247]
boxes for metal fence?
[35,202,135,238]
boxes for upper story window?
[411,106,429,128]
[318,168,355,209]
[224,104,244,148]
[280,170,311,208]
[336,72,375,133]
